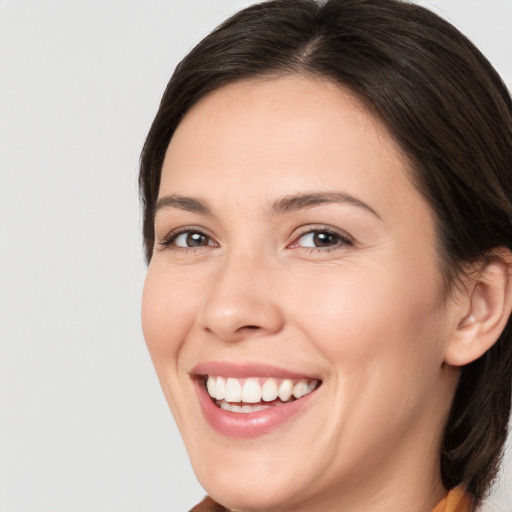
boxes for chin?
[199,470,303,512]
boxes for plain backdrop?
[0,1,511,511]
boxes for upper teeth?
[206,376,318,403]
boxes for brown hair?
[139,0,512,505]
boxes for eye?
[291,227,353,250]
[158,228,217,250]
[174,231,213,248]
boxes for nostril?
[237,325,261,332]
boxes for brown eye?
[296,230,349,248]
[173,231,212,247]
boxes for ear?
[444,248,512,367]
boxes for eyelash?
[289,226,354,253]
[157,226,217,252]
[157,226,354,253]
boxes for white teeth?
[217,401,272,413]
[216,376,226,400]
[225,378,242,402]
[293,381,309,399]
[261,378,278,402]
[278,379,293,401]
[206,376,216,397]
[205,375,320,407]
[242,379,261,403]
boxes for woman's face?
[142,77,459,511]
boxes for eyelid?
[155,223,353,252]
[157,225,218,250]
[288,224,354,249]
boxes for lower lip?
[194,380,318,438]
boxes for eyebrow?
[270,191,381,219]
[155,191,381,219]
[155,194,211,215]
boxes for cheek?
[141,263,198,363]
[141,264,206,429]
[288,258,445,378]
[286,264,447,452]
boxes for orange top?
[191,486,473,511]
[432,486,473,512]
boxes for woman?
[139,0,512,510]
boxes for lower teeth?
[216,399,291,413]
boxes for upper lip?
[191,361,321,380]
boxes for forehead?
[160,76,429,226]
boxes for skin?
[141,76,466,512]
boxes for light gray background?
[0,1,511,511]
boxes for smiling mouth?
[203,376,321,413]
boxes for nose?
[197,252,285,343]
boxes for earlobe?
[444,249,512,367]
